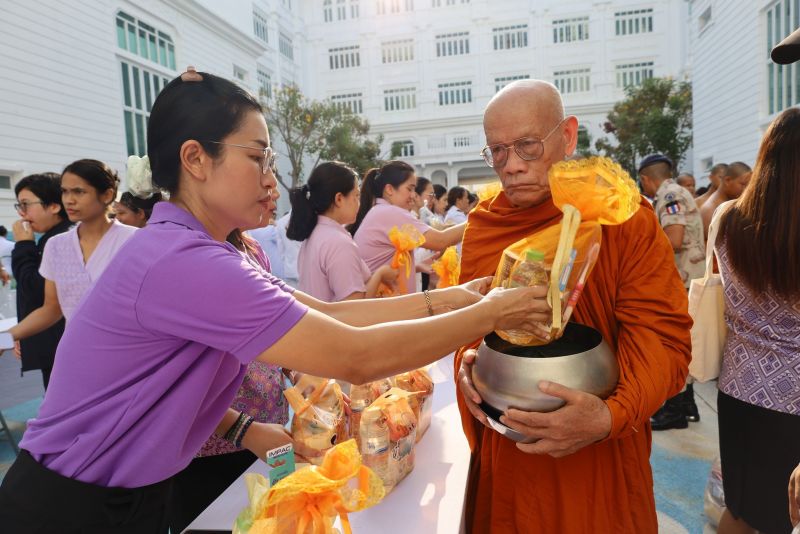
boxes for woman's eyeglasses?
[204,141,277,175]
[14,201,45,213]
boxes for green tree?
[263,85,387,188]
[595,77,692,177]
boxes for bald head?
[728,161,752,178]
[485,80,565,131]
[676,173,696,196]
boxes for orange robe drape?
[455,192,691,533]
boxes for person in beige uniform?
[638,153,704,430]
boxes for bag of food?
[233,439,385,534]
[284,374,347,464]
[349,378,393,446]
[431,246,460,288]
[493,157,641,346]
[359,388,418,493]
[392,368,434,442]
[376,224,426,297]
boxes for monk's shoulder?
[605,200,660,240]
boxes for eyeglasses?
[14,201,45,213]
[480,118,566,168]
[204,141,277,174]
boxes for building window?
[0,175,12,190]
[492,25,528,50]
[282,0,292,9]
[329,45,361,69]
[494,74,530,92]
[452,135,471,148]
[432,0,470,5]
[233,65,247,82]
[115,11,176,70]
[377,0,413,15]
[615,8,653,36]
[279,33,294,60]
[553,16,589,43]
[435,32,470,57]
[351,0,360,18]
[553,68,591,94]
[324,0,333,22]
[120,61,170,156]
[257,69,273,99]
[331,92,363,114]
[384,87,416,111]
[336,0,346,20]
[395,140,415,157]
[766,0,800,114]
[615,61,654,89]
[698,6,712,33]
[438,81,472,105]
[381,39,414,63]
[253,8,268,43]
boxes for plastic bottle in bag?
[507,249,549,288]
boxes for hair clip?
[181,66,203,83]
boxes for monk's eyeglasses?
[480,118,566,169]
[204,141,277,175]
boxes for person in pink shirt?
[351,160,465,294]
[289,161,397,302]
[9,159,137,341]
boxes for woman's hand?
[790,462,800,527]
[241,422,321,463]
[483,285,552,335]
[377,265,399,289]
[457,349,490,428]
[12,220,34,242]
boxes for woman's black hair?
[287,161,359,242]
[118,191,163,221]
[147,71,263,195]
[432,184,447,201]
[349,160,415,235]
[414,176,431,195]
[62,159,119,201]
[14,172,67,220]
[447,186,468,210]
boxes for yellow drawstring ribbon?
[431,246,460,288]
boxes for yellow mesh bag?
[493,157,640,346]
[234,439,385,534]
[376,224,426,297]
[431,246,460,288]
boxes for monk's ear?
[562,116,579,158]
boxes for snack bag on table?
[359,388,418,493]
[233,439,385,534]
[392,368,434,442]
[375,224,425,297]
[349,378,393,446]
[493,157,641,346]
[284,374,348,464]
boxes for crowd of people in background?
[0,71,797,534]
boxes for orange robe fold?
[455,192,691,533]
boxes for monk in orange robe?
[456,80,692,533]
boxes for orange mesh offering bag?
[392,368,434,442]
[358,388,418,494]
[376,224,426,297]
[348,379,393,447]
[431,246,460,288]
[285,375,348,464]
[233,439,385,534]
[493,157,640,346]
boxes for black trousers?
[169,449,257,533]
[0,450,172,533]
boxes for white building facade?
[689,0,799,184]
[0,0,689,226]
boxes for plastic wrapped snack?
[392,368,434,442]
[349,378,393,446]
[494,157,640,346]
[359,388,418,493]
[284,375,347,464]
[233,439,385,534]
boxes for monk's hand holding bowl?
[500,381,612,458]
[458,349,490,427]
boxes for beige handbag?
[687,201,733,382]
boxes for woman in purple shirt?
[0,69,549,532]
[351,161,466,294]
[714,107,800,534]
[290,161,398,302]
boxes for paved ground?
[0,354,722,533]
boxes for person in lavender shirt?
[713,107,800,534]
[289,161,398,302]
[351,160,466,294]
[0,69,548,532]
[8,159,137,341]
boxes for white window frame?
[553,67,591,94]
[279,32,294,60]
[435,31,470,57]
[330,92,363,114]
[329,45,361,70]
[492,25,528,50]
[253,8,269,43]
[614,8,654,36]
[552,16,589,43]
[383,87,417,111]
[438,81,472,105]
[615,61,654,89]
[381,38,414,63]
[494,74,530,93]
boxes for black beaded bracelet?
[224,412,246,442]
[234,415,255,449]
